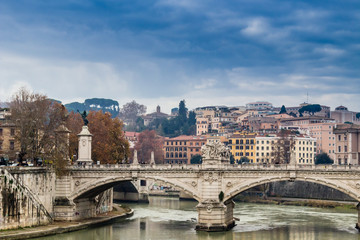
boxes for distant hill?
[65,98,120,118]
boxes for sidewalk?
[0,208,133,240]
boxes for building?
[142,105,170,126]
[333,124,360,165]
[0,108,18,161]
[196,117,210,135]
[331,106,360,124]
[273,103,330,118]
[280,116,336,159]
[246,101,273,110]
[124,131,140,149]
[308,122,336,160]
[163,135,207,164]
[228,132,256,163]
[255,135,316,165]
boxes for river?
[33,196,360,240]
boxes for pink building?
[280,116,336,159]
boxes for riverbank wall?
[0,168,53,230]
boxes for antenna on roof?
[306,92,309,104]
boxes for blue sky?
[0,0,359,113]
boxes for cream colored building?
[255,135,316,164]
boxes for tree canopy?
[190,154,202,164]
[10,88,65,165]
[120,100,147,124]
[67,110,130,164]
[134,130,164,164]
[315,153,334,165]
[299,104,322,116]
[279,105,287,114]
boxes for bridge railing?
[68,163,360,171]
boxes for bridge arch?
[224,176,360,203]
[70,176,201,202]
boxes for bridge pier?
[196,200,235,232]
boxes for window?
[338,146,341,152]
[0,128,2,136]
[338,135,341,141]
[344,146,347,152]
[10,141,14,150]
[10,128,15,136]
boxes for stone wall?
[267,181,354,201]
[0,168,53,230]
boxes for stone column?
[150,151,155,164]
[76,126,93,165]
[356,203,360,231]
[133,150,139,165]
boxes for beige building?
[0,108,18,160]
[333,124,360,165]
[331,106,360,124]
[255,135,316,165]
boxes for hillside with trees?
[65,98,120,118]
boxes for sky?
[0,0,359,114]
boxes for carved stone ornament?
[356,182,360,189]
[207,204,213,213]
[204,172,218,184]
[226,182,232,188]
[201,141,230,160]
[192,181,197,187]
[75,180,80,186]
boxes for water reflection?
[33,197,360,240]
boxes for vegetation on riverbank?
[235,195,357,210]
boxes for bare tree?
[119,100,146,124]
[272,130,295,164]
[10,88,64,165]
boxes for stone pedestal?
[196,200,235,231]
[77,126,93,165]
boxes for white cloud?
[194,78,217,89]
[0,52,129,103]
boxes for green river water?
[33,196,360,240]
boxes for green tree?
[279,105,287,114]
[190,154,202,164]
[315,153,334,165]
[238,156,250,164]
[299,104,322,116]
[356,113,360,119]
[230,154,235,164]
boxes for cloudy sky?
[0,0,359,113]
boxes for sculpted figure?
[77,110,89,126]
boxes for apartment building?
[163,135,207,164]
[255,135,316,165]
[228,132,256,163]
[333,124,360,165]
[0,108,18,160]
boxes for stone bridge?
[3,139,360,231]
[5,163,360,232]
